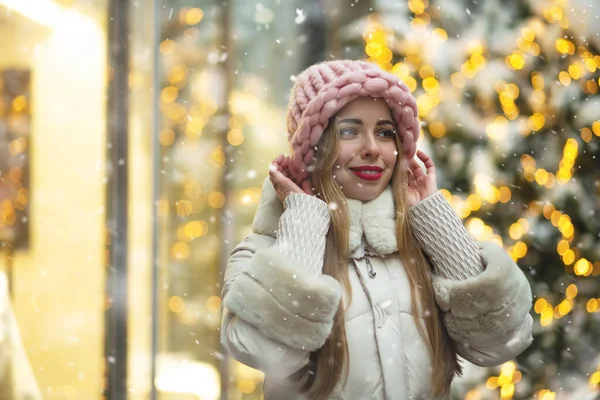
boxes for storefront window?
[149,1,306,398]
[0,0,108,398]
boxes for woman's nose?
[360,134,380,159]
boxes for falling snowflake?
[295,9,306,24]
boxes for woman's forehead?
[336,96,392,121]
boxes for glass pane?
[153,1,308,399]
[127,0,158,399]
[0,0,108,398]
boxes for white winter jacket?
[221,179,533,399]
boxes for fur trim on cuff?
[223,247,342,351]
[432,241,533,342]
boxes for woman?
[220,60,533,399]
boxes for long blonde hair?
[299,117,461,399]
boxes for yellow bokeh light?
[521,154,536,172]
[176,200,193,217]
[534,298,547,314]
[501,361,516,376]
[540,308,554,326]
[592,121,600,136]
[410,17,427,32]
[432,28,448,42]
[558,71,571,86]
[509,223,524,240]
[208,191,226,208]
[184,220,208,239]
[185,8,204,25]
[584,79,598,95]
[227,129,245,146]
[581,127,592,143]
[185,116,205,137]
[513,241,527,258]
[556,38,571,54]
[486,118,508,141]
[8,138,27,155]
[468,41,483,55]
[586,298,598,313]
[378,48,393,63]
[210,146,225,167]
[500,383,515,398]
[450,72,466,88]
[564,138,578,159]
[538,389,557,400]
[238,379,256,394]
[392,63,410,80]
[529,113,545,131]
[574,259,591,276]
[568,64,582,80]
[535,169,549,185]
[562,249,575,265]
[558,299,573,316]
[164,103,187,122]
[408,0,426,14]
[168,296,186,313]
[404,75,418,92]
[11,95,28,112]
[160,128,176,146]
[565,284,578,299]
[590,371,600,386]
[168,65,189,85]
[466,218,486,238]
[171,242,190,261]
[529,42,541,56]
[366,42,383,57]
[206,296,221,312]
[467,194,482,211]
[159,39,176,55]
[505,83,519,98]
[557,239,570,255]
[507,53,525,70]
[522,27,536,41]
[549,6,563,21]
[429,121,446,138]
[486,376,499,390]
[584,58,597,72]
[422,77,439,92]
[531,72,544,89]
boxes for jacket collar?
[252,178,398,259]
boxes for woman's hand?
[407,150,438,207]
[269,154,306,203]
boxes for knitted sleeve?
[271,193,330,275]
[408,191,484,280]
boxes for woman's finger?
[409,158,425,178]
[417,150,435,174]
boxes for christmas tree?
[346,0,600,398]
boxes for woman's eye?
[378,130,395,138]
[339,128,358,136]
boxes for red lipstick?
[350,166,383,181]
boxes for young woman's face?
[333,96,398,202]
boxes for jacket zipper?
[364,247,377,278]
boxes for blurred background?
[0,0,598,399]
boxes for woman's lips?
[351,169,383,181]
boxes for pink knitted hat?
[286,60,420,193]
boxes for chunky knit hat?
[286,60,421,193]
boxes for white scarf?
[252,179,398,259]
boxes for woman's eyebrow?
[337,118,362,125]
[336,118,394,126]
